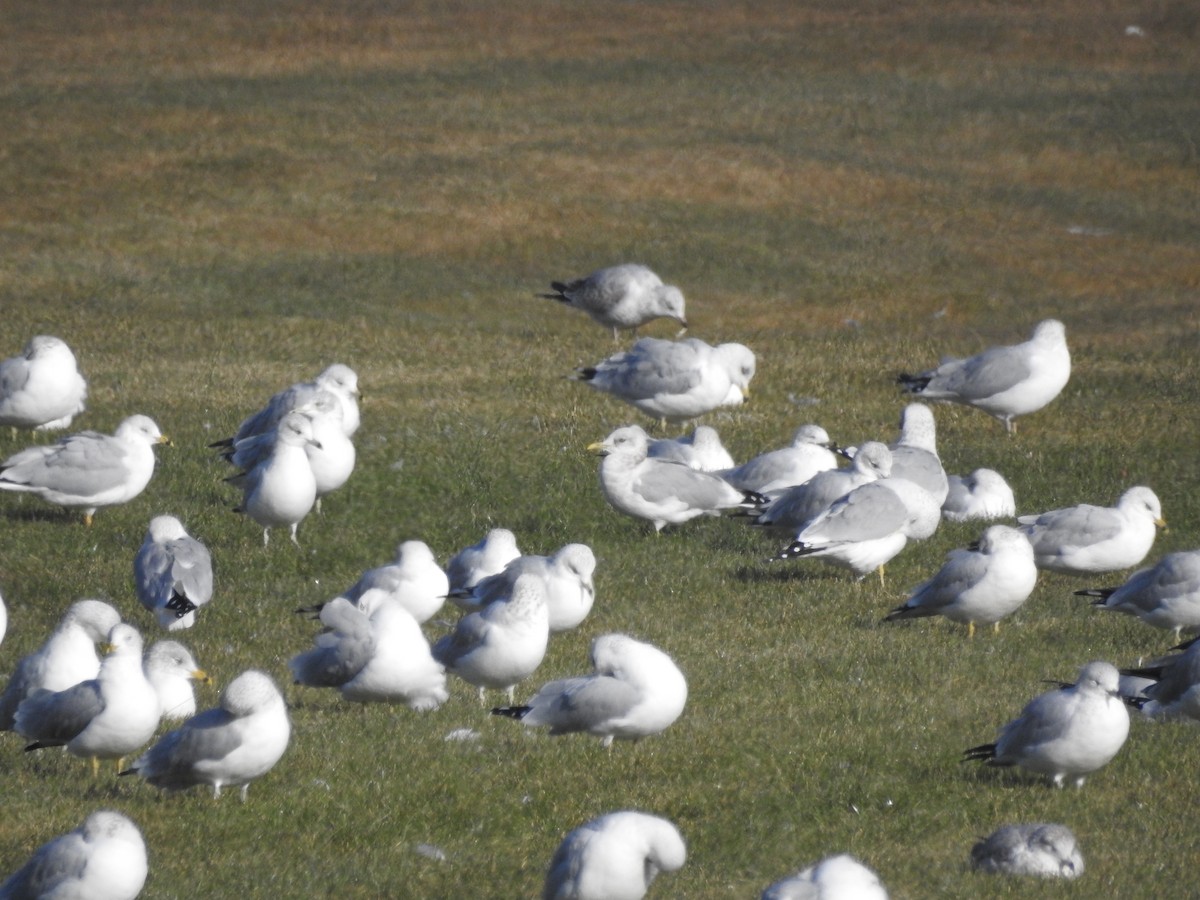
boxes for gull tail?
[772,540,818,562]
[491,705,532,721]
[897,372,932,394]
[294,602,325,619]
[962,742,998,764]
[570,366,598,383]
[165,593,198,618]
[1073,588,1115,604]
[538,283,571,304]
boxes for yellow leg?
[83,512,94,527]
[967,621,976,639]
[90,756,100,778]
[993,621,1001,635]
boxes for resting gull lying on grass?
[647,424,735,471]
[971,823,1084,878]
[941,468,1016,522]
[0,335,88,434]
[760,853,888,899]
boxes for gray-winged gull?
[493,633,687,746]
[963,660,1129,787]
[1121,638,1200,721]
[720,424,839,497]
[0,415,168,525]
[144,640,209,720]
[121,669,291,800]
[1075,549,1200,640]
[450,543,596,633]
[752,441,892,533]
[214,363,360,445]
[647,424,736,471]
[1018,485,1165,575]
[761,853,888,899]
[0,335,87,434]
[543,811,686,900]
[971,823,1084,878]
[325,539,449,624]
[134,515,214,631]
[898,319,1071,433]
[446,528,521,594]
[942,468,1016,522]
[540,263,687,341]
[226,411,320,546]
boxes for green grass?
[1,0,1198,896]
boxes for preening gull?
[226,411,320,546]
[133,515,214,631]
[942,468,1016,522]
[589,425,765,532]
[215,363,360,444]
[752,441,892,533]
[543,811,686,900]
[963,660,1129,788]
[0,810,148,900]
[647,425,736,472]
[289,597,448,711]
[0,335,87,434]
[121,669,291,800]
[446,528,521,594]
[885,525,1037,637]
[761,853,888,899]
[0,599,121,730]
[720,424,839,497]
[493,633,687,746]
[573,337,755,426]
[144,640,209,720]
[450,543,596,633]
[327,539,449,624]
[0,415,168,525]
[1017,485,1165,575]
[541,263,687,341]
[1075,549,1200,640]
[971,823,1084,878]
[432,573,550,703]
[898,319,1071,433]
[15,623,161,776]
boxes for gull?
[898,319,1071,434]
[752,442,892,533]
[493,633,687,746]
[1017,485,1165,575]
[133,514,214,631]
[446,528,521,594]
[720,424,839,498]
[289,597,448,711]
[0,599,121,730]
[449,543,596,633]
[1074,549,1200,641]
[432,573,549,703]
[330,539,448,624]
[971,823,1084,878]
[214,363,360,445]
[1120,638,1200,721]
[543,811,686,900]
[144,640,210,720]
[572,337,756,426]
[760,854,888,900]
[884,403,948,507]
[0,810,148,900]
[121,669,291,801]
[963,660,1129,788]
[942,468,1016,522]
[0,335,87,434]
[589,425,765,532]
[773,479,917,584]
[884,525,1037,637]
[226,411,321,546]
[540,263,687,341]
[15,623,162,776]
[647,425,736,472]
[0,415,168,525]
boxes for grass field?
[1,1,1199,896]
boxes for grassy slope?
[0,1,1198,896]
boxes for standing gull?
[144,640,209,721]
[942,468,1016,522]
[761,853,889,899]
[0,810,148,900]
[450,543,596,633]
[543,811,686,900]
[121,669,291,800]
[884,525,1037,637]
[0,335,88,434]
[493,633,687,746]
[1017,485,1165,575]
[0,415,168,525]
[590,425,765,532]
[133,515,214,631]
[885,403,948,507]
[971,823,1084,878]
[898,318,1071,433]
[963,660,1129,788]
[1120,638,1200,721]
[432,573,549,703]
[540,263,687,341]
[573,337,755,426]
[720,424,840,498]
[1074,549,1200,640]
[446,528,521,594]
[226,411,321,546]
[215,363,360,444]
[15,623,162,776]
[752,442,892,533]
[0,599,122,730]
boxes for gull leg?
[967,621,975,639]
[993,621,1001,635]
[262,528,270,547]
[84,512,95,527]
[240,783,250,802]
[90,756,100,778]
[289,524,301,547]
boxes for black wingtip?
[165,593,198,618]
[491,705,531,720]
[772,540,815,562]
[961,742,997,763]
